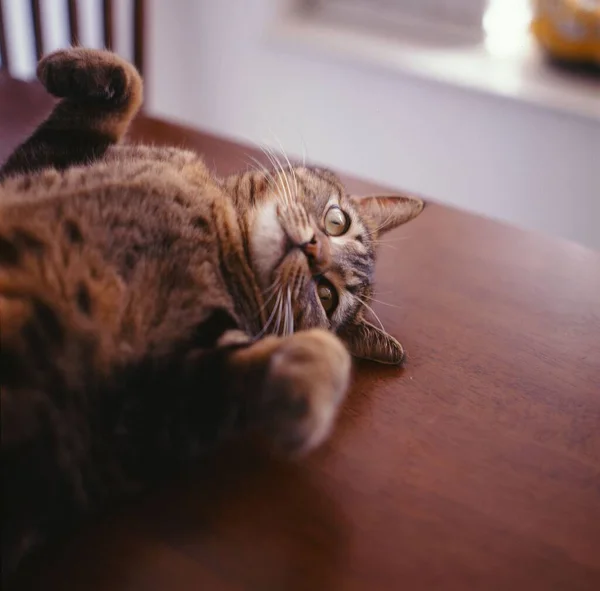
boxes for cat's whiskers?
[290,290,295,335]
[289,163,299,201]
[259,146,283,186]
[275,163,294,210]
[291,269,304,301]
[274,289,286,336]
[269,164,291,210]
[368,209,397,236]
[262,274,284,296]
[284,287,294,336]
[371,236,410,247]
[272,135,299,197]
[368,297,402,310]
[300,134,308,167]
[283,289,289,337]
[248,149,287,206]
[257,279,283,318]
[254,288,282,339]
[261,144,294,209]
[244,153,267,170]
[356,296,386,333]
[245,158,284,209]
[245,155,277,192]
[371,242,399,251]
[371,236,411,252]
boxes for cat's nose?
[301,232,331,275]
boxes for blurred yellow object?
[530,0,600,65]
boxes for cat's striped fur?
[0,48,423,579]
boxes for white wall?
[145,0,599,250]
[3,0,598,248]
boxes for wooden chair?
[0,0,145,77]
[0,0,152,164]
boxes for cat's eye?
[324,206,349,236]
[317,278,338,315]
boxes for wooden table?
[2,74,600,590]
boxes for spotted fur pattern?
[0,48,423,579]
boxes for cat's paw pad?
[37,48,141,104]
[262,329,351,456]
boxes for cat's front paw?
[37,48,142,105]
[261,329,351,456]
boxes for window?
[297,0,532,47]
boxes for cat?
[0,48,424,578]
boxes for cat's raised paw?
[261,329,351,456]
[37,48,142,105]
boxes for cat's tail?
[0,48,143,180]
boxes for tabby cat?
[0,48,424,577]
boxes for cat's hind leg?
[0,48,143,179]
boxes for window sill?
[267,10,600,122]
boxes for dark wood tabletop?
[2,73,600,590]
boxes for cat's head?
[236,165,424,364]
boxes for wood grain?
[1,76,599,590]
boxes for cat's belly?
[0,169,243,356]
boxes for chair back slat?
[103,0,113,50]
[30,0,44,61]
[67,0,79,45]
[2,0,144,80]
[0,0,10,72]
[133,0,145,75]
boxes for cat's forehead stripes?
[294,167,343,209]
[293,168,372,247]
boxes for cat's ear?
[340,320,405,365]
[353,194,424,236]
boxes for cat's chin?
[249,201,288,290]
